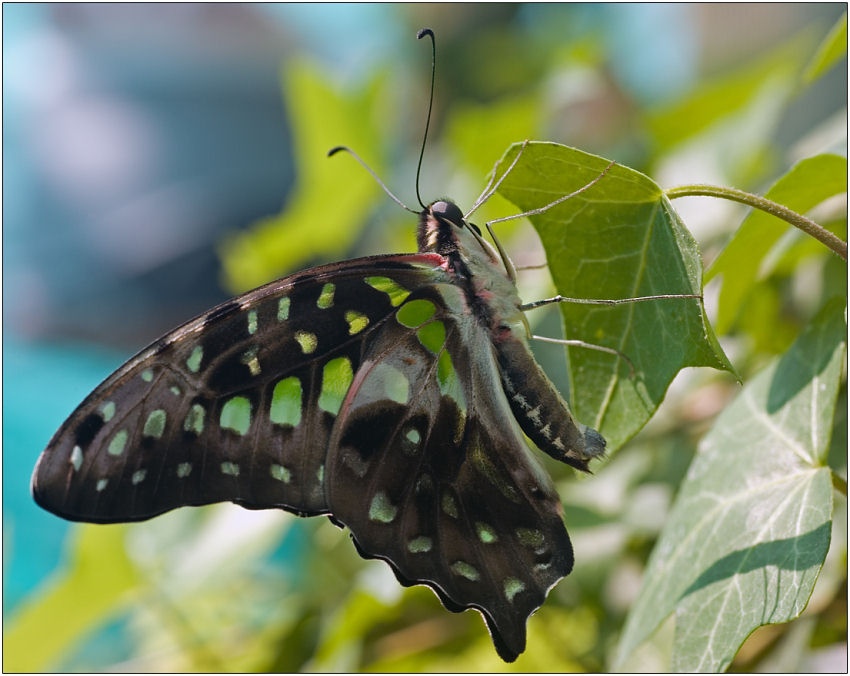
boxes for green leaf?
[645,35,806,153]
[803,13,847,85]
[706,153,847,335]
[220,61,386,293]
[494,142,733,449]
[3,525,136,671]
[614,298,845,672]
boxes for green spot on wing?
[271,377,302,426]
[240,347,261,376]
[270,463,291,483]
[408,536,433,553]
[143,409,167,439]
[295,331,317,354]
[451,561,480,581]
[373,362,409,404]
[100,401,116,422]
[247,309,258,335]
[277,296,290,321]
[396,299,437,328]
[220,396,252,435]
[369,492,397,523]
[365,276,409,306]
[441,492,458,518]
[318,357,353,414]
[517,528,545,548]
[108,430,128,456]
[417,320,446,353]
[184,404,205,435]
[141,369,153,382]
[345,310,369,335]
[221,461,240,476]
[131,469,147,485]
[187,346,203,373]
[317,282,335,309]
[504,577,525,601]
[176,462,192,478]
[476,522,498,543]
[70,446,83,471]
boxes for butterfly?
[31,29,608,663]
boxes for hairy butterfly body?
[33,197,606,662]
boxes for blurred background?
[3,3,846,671]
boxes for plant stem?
[665,184,847,261]
[832,471,847,497]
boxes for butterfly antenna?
[328,146,417,214]
[415,28,436,211]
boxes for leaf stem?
[832,471,847,497]
[665,184,847,261]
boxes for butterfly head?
[420,200,499,264]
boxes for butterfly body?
[33,199,605,661]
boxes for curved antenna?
[328,146,417,214]
[415,28,436,210]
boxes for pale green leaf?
[706,153,847,335]
[3,525,136,672]
[615,298,845,672]
[803,13,847,85]
[646,35,807,153]
[220,61,386,292]
[494,141,733,449]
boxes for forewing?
[326,281,573,662]
[32,254,446,522]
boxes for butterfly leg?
[465,139,531,219]
[530,334,636,377]
[520,293,703,311]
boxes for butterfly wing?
[31,253,447,522]
[32,251,574,661]
[326,280,572,662]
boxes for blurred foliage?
[9,6,846,673]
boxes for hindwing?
[326,280,572,662]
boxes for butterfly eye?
[431,200,466,229]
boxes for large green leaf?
[614,298,845,672]
[493,141,733,449]
[644,36,806,154]
[706,153,847,335]
[3,525,136,672]
[220,61,386,293]
[802,13,847,85]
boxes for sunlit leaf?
[494,141,733,449]
[220,61,386,292]
[645,35,808,153]
[3,525,136,672]
[615,298,845,672]
[802,13,848,85]
[706,153,847,335]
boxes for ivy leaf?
[706,153,847,335]
[3,525,136,672]
[802,13,848,85]
[493,141,733,449]
[614,298,845,672]
[220,61,386,293]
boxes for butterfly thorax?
[418,200,606,472]
[418,200,526,336]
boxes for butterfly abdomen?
[495,336,605,472]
